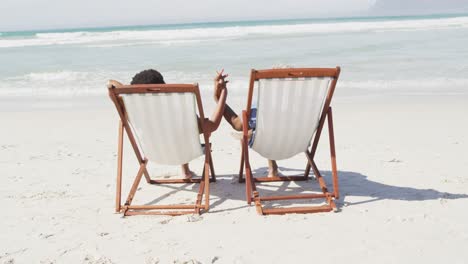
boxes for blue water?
[1,13,468,98]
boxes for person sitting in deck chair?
[109,69,228,179]
[212,74,280,177]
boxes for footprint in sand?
[29,154,48,160]
[187,215,203,222]
[83,255,114,264]
[159,217,173,225]
[38,233,54,239]
[1,144,17,150]
[39,258,56,264]
[145,257,160,264]
[1,249,28,262]
[173,260,201,264]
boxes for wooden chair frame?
[238,67,341,215]
[108,83,215,216]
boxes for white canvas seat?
[252,77,331,160]
[122,93,203,165]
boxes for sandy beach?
[1,93,467,263]
[3,1,468,263]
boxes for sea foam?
[1,16,468,48]
[0,70,215,97]
[1,68,468,97]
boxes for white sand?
[1,94,468,263]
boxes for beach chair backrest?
[111,84,204,165]
[248,68,339,160]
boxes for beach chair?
[108,82,215,216]
[239,67,341,215]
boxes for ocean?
[1,13,468,102]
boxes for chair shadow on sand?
[143,166,468,213]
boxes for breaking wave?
[1,16,468,48]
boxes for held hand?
[107,79,123,89]
[214,69,229,101]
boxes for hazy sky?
[370,0,468,15]
[1,0,468,31]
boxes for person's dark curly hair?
[131,69,165,85]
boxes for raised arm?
[202,71,228,134]
[213,73,243,132]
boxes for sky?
[1,0,468,31]
[370,0,468,15]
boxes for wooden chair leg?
[124,160,148,206]
[204,158,210,211]
[239,140,245,182]
[209,152,216,182]
[203,141,211,211]
[195,173,206,214]
[243,139,254,205]
[304,163,311,179]
[143,169,152,184]
[327,107,339,199]
[116,121,124,213]
[253,191,263,214]
[307,156,329,194]
[246,168,252,204]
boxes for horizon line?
[2,11,468,34]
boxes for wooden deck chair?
[239,67,341,215]
[108,83,215,216]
